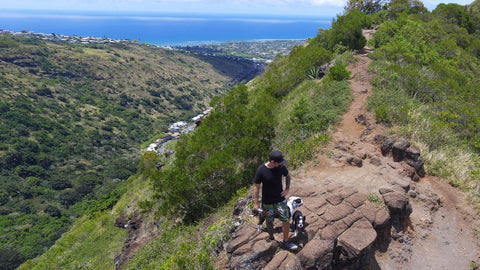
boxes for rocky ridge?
[223,34,480,269]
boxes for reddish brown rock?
[337,218,377,264]
[297,239,334,270]
[381,191,412,218]
[265,251,302,270]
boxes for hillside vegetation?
[0,34,260,269]
[366,1,480,199]
[14,0,480,269]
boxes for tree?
[388,0,427,18]
[323,11,369,51]
[58,189,79,207]
[0,247,24,270]
[152,85,275,222]
[44,205,62,217]
[433,3,475,34]
[345,0,385,14]
[50,177,73,190]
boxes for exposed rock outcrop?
[225,133,426,269]
[376,136,425,179]
[227,177,409,269]
[113,212,144,270]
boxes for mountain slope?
[14,1,480,269]
[295,42,480,269]
[222,29,480,270]
[0,33,260,269]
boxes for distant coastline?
[0,10,331,46]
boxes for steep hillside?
[0,33,260,269]
[225,38,480,270]
[14,1,480,269]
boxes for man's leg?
[263,204,275,240]
[278,202,298,250]
[282,221,290,242]
[266,220,274,240]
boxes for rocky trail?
[224,32,480,269]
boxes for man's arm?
[281,173,291,197]
[254,183,261,210]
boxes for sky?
[0,0,475,16]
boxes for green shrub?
[328,62,351,81]
[367,7,480,207]
[374,103,391,124]
[367,193,379,202]
[316,10,369,51]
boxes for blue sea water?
[0,10,332,46]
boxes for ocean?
[0,10,332,46]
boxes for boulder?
[379,187,394,195]
[297,239,334,270]
[405,146,421,161]
[369,156,382,166]
[405,156,425,177]
[392,139,411,162]
[226,226,258,254]
[400,166,417,180]
[391,176,411,192]
[338,187,357,199]
[305,216,328,240]
[380,137,396,156]
[265,251,302,270]
[346,156,363,167]
[374,134,387,145]
[229,231,279,270]
[233,197,249,216]
[381,191,412,218]
[336,218,377,264]
[355,114,367,125]
[115,214,128,228]
[374,209,391,229]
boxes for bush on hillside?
[315,11,370,51]
[328,62,351,81]
[367,6,480,197]
[262,45,332,97]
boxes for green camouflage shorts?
[262,200,290,222]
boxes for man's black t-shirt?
[253,164,288,204]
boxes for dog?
[256,196,304,233]
[287,196,303,215]
[291,210,306,237]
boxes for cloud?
[2,0,346,16]
[310,0,346,7]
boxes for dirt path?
[292,37,480,269]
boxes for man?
[253,150,298,251]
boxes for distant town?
[1,30,306,62]
[0,29,133,45]
[176,39,307,62]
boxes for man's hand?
[281,188,289,197]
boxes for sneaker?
[257,224,264,232]
[282,241,298,250]
[266,235,275,242]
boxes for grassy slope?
[18,50,354,269]
[18,175,145,270]
[0,33,258,268]
[15,3,480,267]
